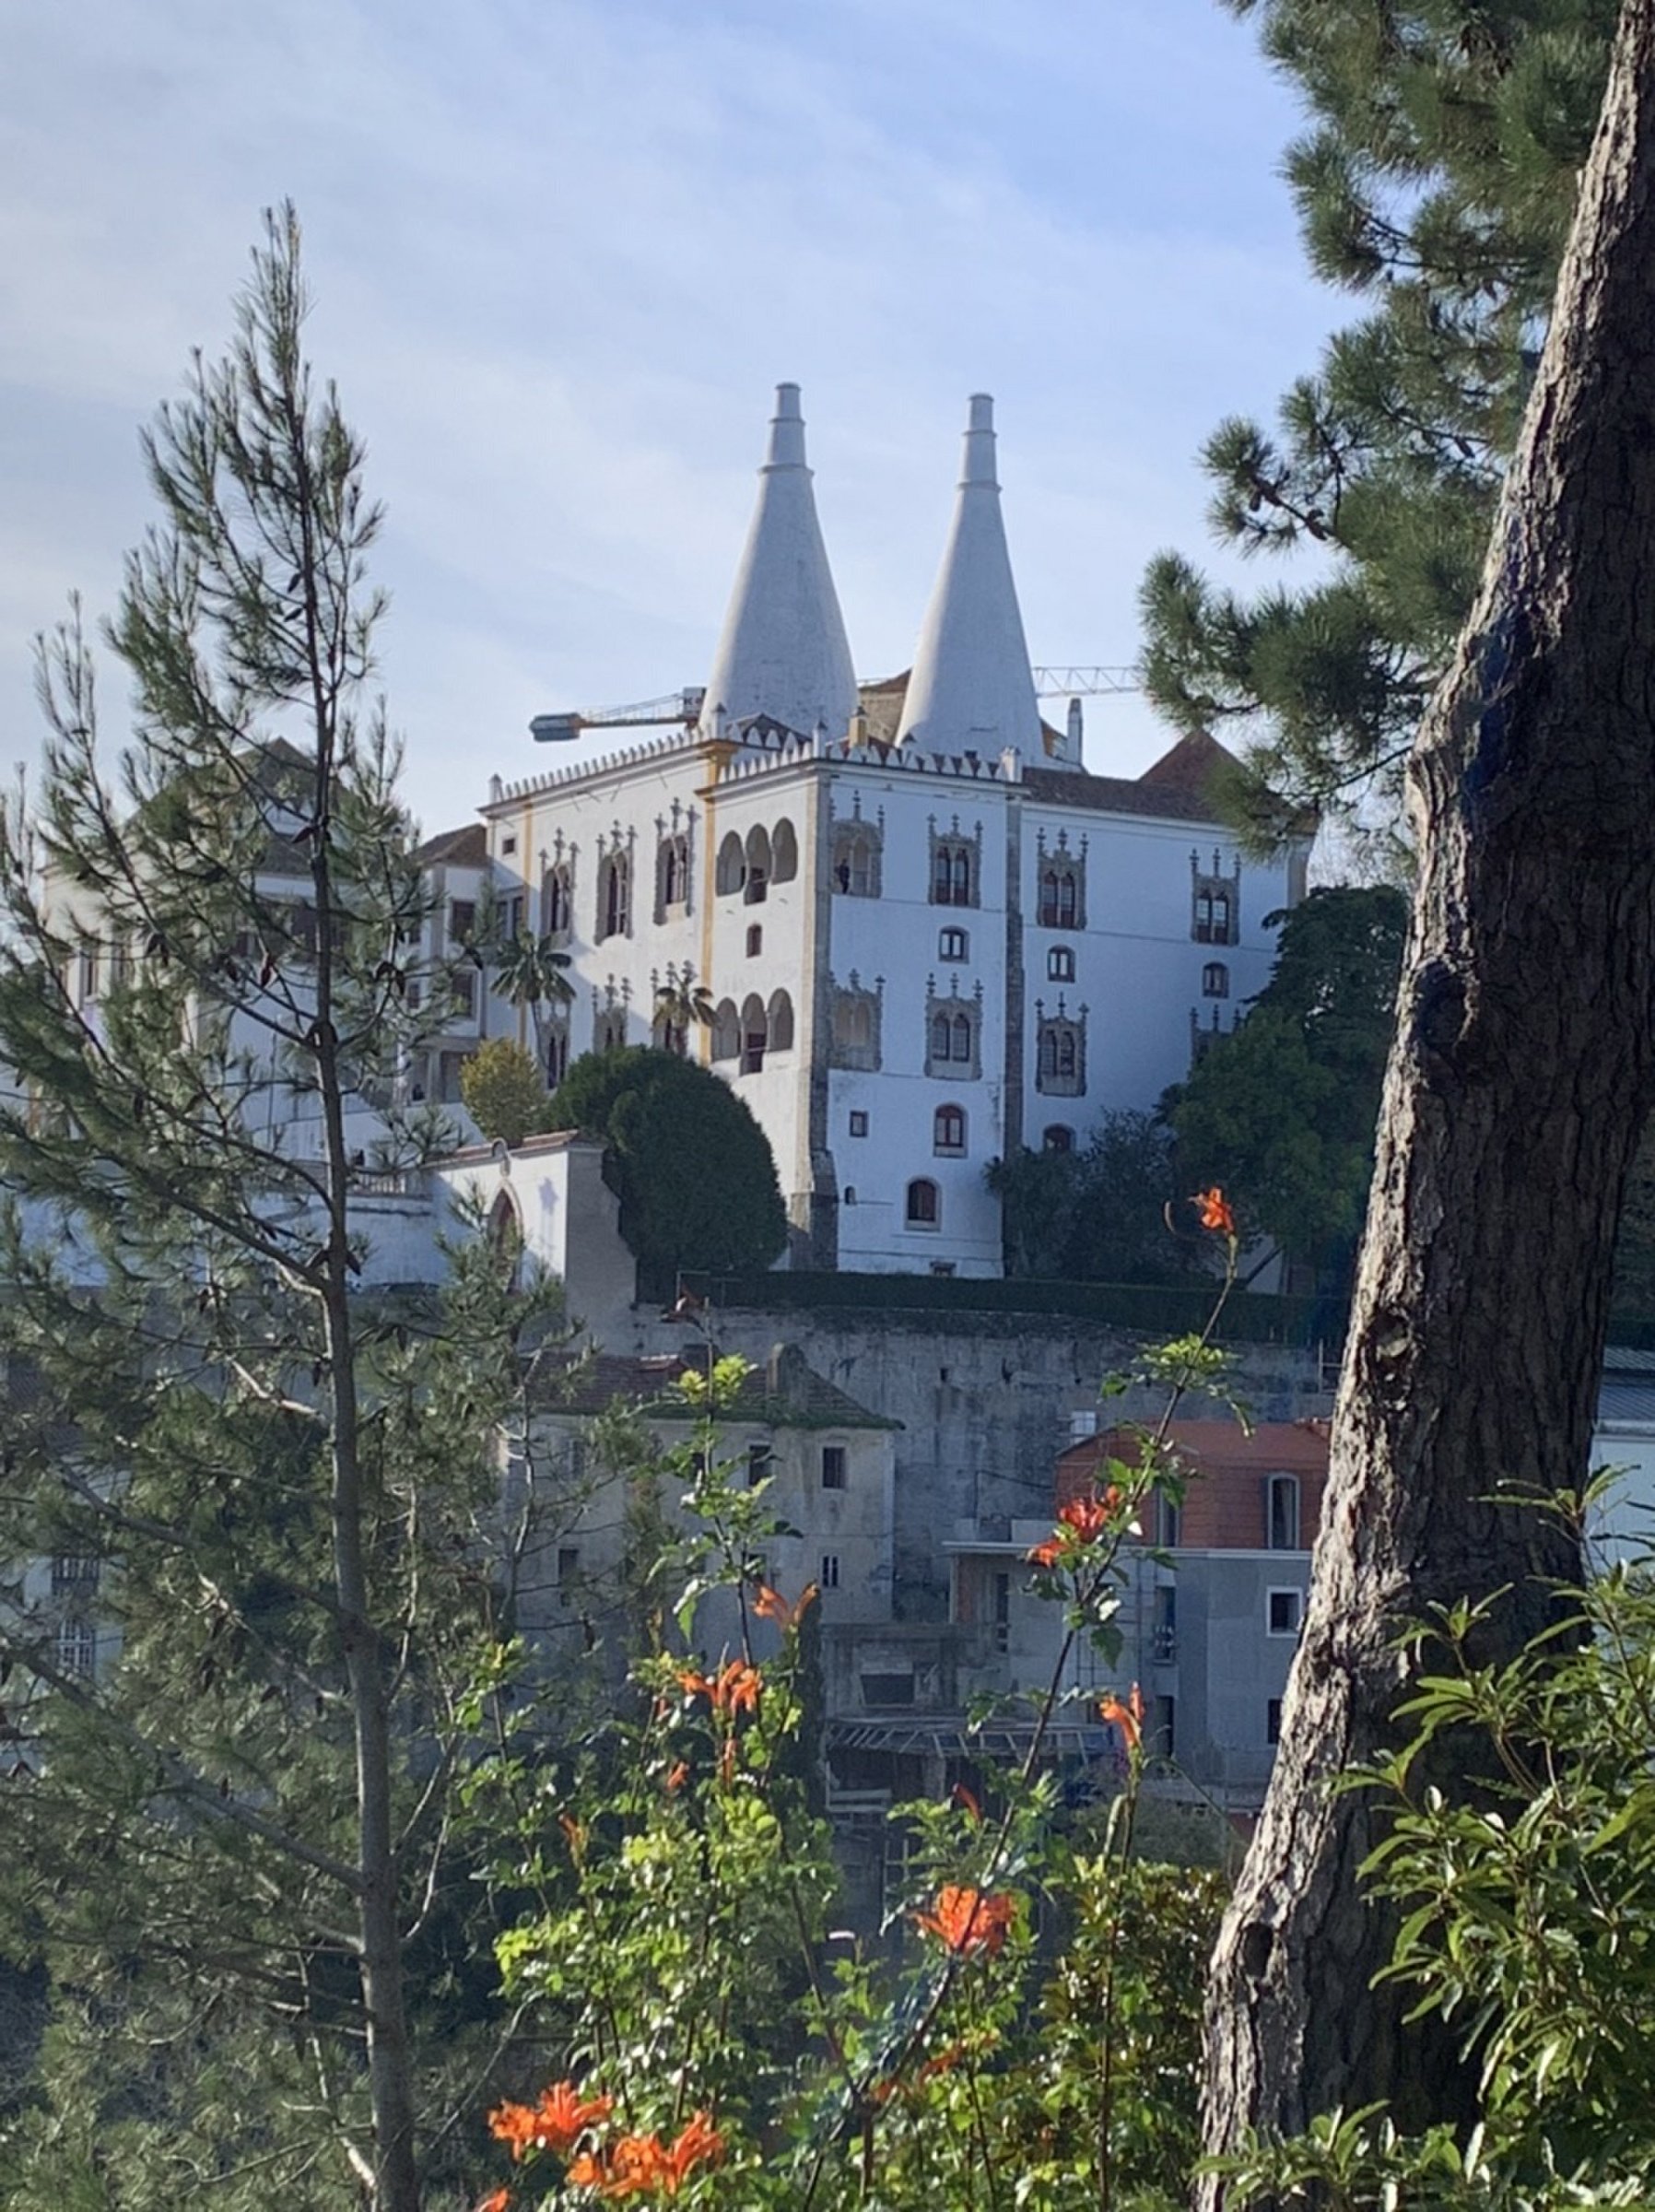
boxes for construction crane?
[530,668,1140,743]
[1030,665,1140,697]
[530,688,707,744]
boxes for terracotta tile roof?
[1022,762,1227,825]
[855,670,1069,759]
[417,822,487,867]
[1056,1418,1332,1486]
[1137,729,1235,796]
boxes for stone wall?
[624,1300,1331,1620]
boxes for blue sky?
[1,0,1341,838]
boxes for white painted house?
[470,387,1309,1276]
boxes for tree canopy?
[545,1047,788,1285]
[1168,886,1408,1275]
[462,1034,549,1147]
[991,1111,1215,1285]
[0,208,562,2212]
[1141,0,1618,852]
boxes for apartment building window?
[1038,865,1080,930]
[448,900,476,945]
[925,981,982,1080]
[499,893,525,939]
[597,851,632,941]
[831,822,881,897]
[820,1553,841,1590]
[747,1442,773,1488]
[451,969,478,1021]
[55,1618,97,1677]
[1191,852,1240,946]
[77,940,100,1002]
[929,818,981,909]
[544,862,573,939]
[1267,1587,1303,1637]
[1152,1693,1176,1758]
[52,1553,100,1594]
[932,841,973,905]
[1036,1008,1086,1097]
[1194,889,1233,944]
[821,1444,847,1490]
[658,831,690,914]
[1153,1583,1178,1663]
[933,1104,967,1155]
[1155,1492,1182,1548]
[556,1547,580,1606]
[744,826,770,905]
[931,1011,974,1065]
[1266,1474,1301,1550]
[906,1178,940,1229]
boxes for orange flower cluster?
[1099,1682,1145,1750]
[567,2112,725,2198]
[1191,1185,1237,1236]
[1027,1487,1121,1567]
[913,1884,1015,1959]
[752,1580,818,1631]
[871,2041,965,2106]
[677,1659,762,1718]
[487,2080,616,2162]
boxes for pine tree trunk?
[1200,0,1655,2175]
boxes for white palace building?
[432,387,1309,1279]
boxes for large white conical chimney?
[700,384,859,745]
[898,394,1042,755]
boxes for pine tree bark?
[1200,0,1655,2178]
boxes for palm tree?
[652,971,715,1056]
[491,929,574,1073]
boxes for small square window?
[849,1111,869,1138]
[821,1444,847,1490]
[501,834,518,856]
[820,1553,841,1590]
[1267,1588,1303,1637]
